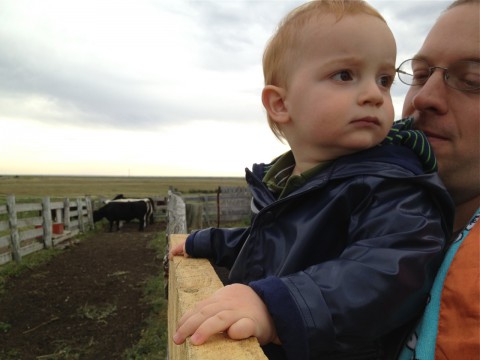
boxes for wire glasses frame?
[396,58,480,92]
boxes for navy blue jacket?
[185,145,454,359]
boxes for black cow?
[106,196,155,226]
[106,195,155,226]
[93,201,148,231]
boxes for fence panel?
[182,186,251,230]
[0,195,94,265]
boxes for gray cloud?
[0,0,448,132]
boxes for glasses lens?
[447,61,480,91]
[397,59,430,86]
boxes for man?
[397,0,480,358]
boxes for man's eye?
[412,69,430,83]
[455,72,480,90]
[332,70,353,82]
[378,75,394,88]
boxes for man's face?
[402,4,480,204]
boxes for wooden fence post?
[77,198,85,232]
[64,198,71,231]
[167,190,187,235]
[54,208,62,223]
[6,195,21,263]
[85,196,94,229]
[42,197,53,248]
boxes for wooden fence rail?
[166,191,267,360]
[0,195,94,265]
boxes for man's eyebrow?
[411,55,480,63]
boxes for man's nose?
[411,70,449,114]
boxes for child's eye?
[378,75,394,88]
[332,70,353,82]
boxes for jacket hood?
[246,145,451,219]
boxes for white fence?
[0,195,94,265]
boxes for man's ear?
[262,85,289,124]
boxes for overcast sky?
[0,0,449,177]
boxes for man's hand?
[173,284,280,346]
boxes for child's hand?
[173,284,280,346]
[168,241,188,260]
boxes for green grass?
[123,231,168,360]
[0,321,11,333]
[77,302,118,322]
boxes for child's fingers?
[189,310,243,345]
[173,301,223,343]
[168,242,186,259]
[227,317,256,340]
[173,284,276,346]
[177,299,218,328]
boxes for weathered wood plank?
[42,197,53,248]
[64,198,71,230]
[16,203,43,212]
[167,191,187,234]
[19,241,44,257]
[77,198,85,233]
[7,195,21,262]
[168,234,267,360]
[52,229,79,247]
[51,201,64,209]
[0,234,10,247]
[16,217,43,228]
[19,228,43,241]
[0,220,10,232]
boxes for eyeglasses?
[396,58,480,92]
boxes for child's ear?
[262,85,289,124]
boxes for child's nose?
[358,80,384,106]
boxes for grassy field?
[0,175,247,202]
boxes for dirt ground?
[0,221,165,360]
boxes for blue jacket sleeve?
[186,226,251,268]
[250,276,310,360]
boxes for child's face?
[280,13,396,164]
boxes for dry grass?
[0,175,246,202]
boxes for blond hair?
[263,0,386,140]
